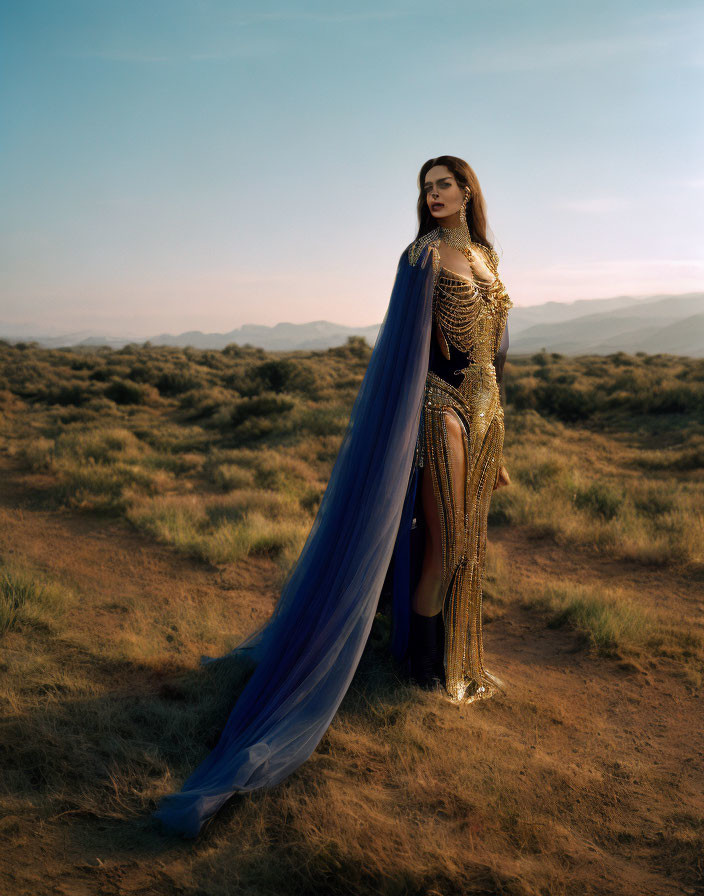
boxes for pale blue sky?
[1,0,703,338]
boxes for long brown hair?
[415,155,494,254]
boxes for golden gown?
[408,228,513,703]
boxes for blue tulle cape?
[152,242,434,837]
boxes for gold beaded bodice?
[408,227,513,384]
[433,265,509,366]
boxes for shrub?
[156,370,203,396]
[520,459,562,491]
[534,383,597,422]
[251,359,317,395]
[574,482,623,520]
[104,379,147,405]
[228,395,296,429]
[45,383,92,406]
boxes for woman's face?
[423,165,466,221]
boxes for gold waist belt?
[426,364,498,407]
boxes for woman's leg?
[412,406,468,617]
[409,405,469,688]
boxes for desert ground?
[1,339,702,895]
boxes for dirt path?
[0,451,702,896]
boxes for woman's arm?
[492,320,511,490]
[493,320,509,410]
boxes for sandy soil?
[0,451,702,896]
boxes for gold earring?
[460,188,472,246]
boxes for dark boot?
[409,610,443,690]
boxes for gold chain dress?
[408,228,513,704]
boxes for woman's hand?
[493,464,511,491]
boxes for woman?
[399,156,513,704]
[152,155,512,838]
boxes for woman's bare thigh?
[441,406,468,530]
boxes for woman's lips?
[431,203,444,210]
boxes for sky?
[1,0,703,339]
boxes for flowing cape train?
[152,243,434,837]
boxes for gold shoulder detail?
[478,245,512,311]
[408,228,440,267]
[494,277,513,312]
[479,244,499,273]
[482,245,512,309]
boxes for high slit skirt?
[420,366,507,703]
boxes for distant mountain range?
[508,292,704,356]
[2,291,703,356]
[152,320,382,352]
